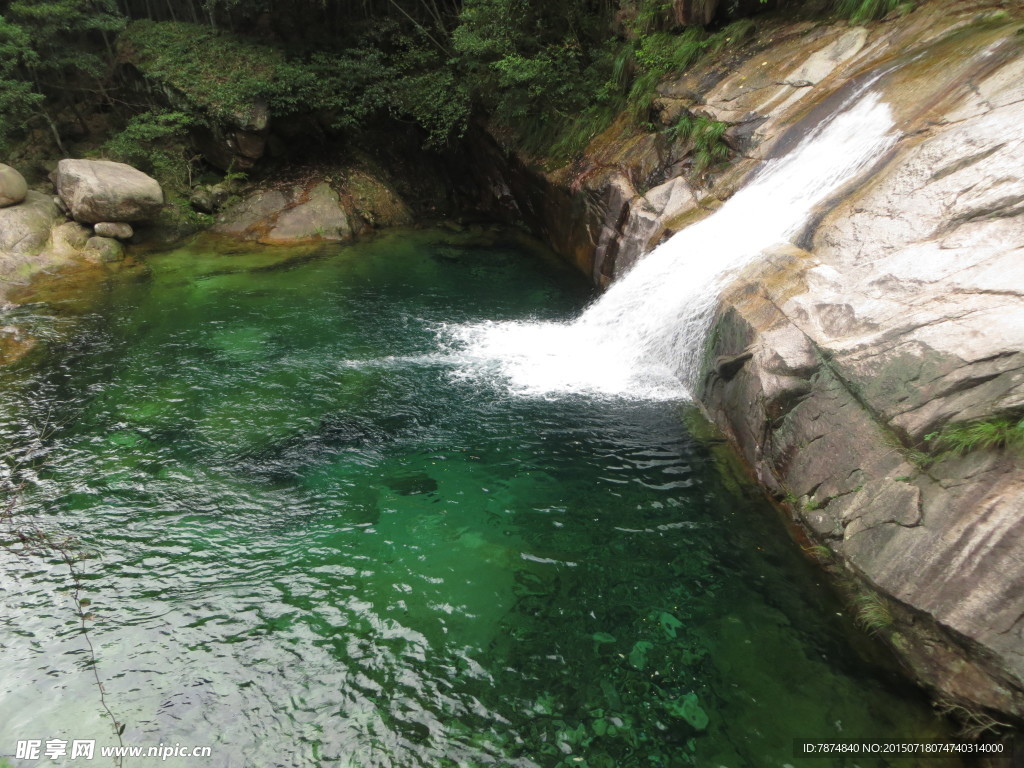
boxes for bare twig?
[1,425,125,767]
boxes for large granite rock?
[55,159,164,224]
[0,192,59,255]
[212,172,411,245]
[0,164,28,208]
[695,16,1024,720]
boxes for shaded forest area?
[0,0,911,199]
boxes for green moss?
[803,543,833,562]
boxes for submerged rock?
[665,692,709,731]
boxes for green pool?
[0,229,959,767]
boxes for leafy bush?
[104,109,196,192]
[0,16,42,153]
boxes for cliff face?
[475,2,1024,723]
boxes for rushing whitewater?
[445,92,898,400]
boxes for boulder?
[0,192,59,255]
[264,183,351,244]
[94,222,134,240]
[51,221,91,250]
[190,183,232,214]
[0,164,28,208]
[213,172,411,245]
[55,159,163,224]
[84,235,125,262]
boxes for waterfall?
[445,92,898,400]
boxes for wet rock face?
[191,101,269,171]
[55,159,164,224]
[695,17,1024,719]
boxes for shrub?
[103,109,196,192]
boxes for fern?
[666,112,731,173]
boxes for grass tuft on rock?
[937,416,1024,455]
[852,592,893,635]
[835,0,915,24]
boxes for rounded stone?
[0,164,28,208]
[85,235,125,262]
[94,222,134,240]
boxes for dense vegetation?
[0,0,915,190]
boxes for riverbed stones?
[55,159,163,224]
[0,164,28,208]
[190,183,232,214]
[213,172,411,245]
[85,235,125,262]
[94,222,134,240]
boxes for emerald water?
[1,230,958,767]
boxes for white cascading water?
[444,91,898,400]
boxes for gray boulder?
[55,159,163,224]
[0,164,28,208]
[0,192,59,255]
[94,222,134,240]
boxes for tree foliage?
[0,0,871,169]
